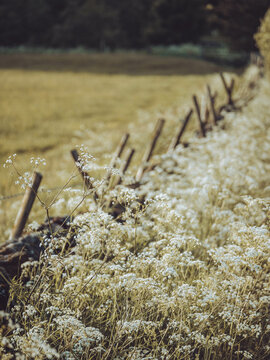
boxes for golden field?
[0,52,231,239]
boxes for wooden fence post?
[193,95,206,137]
[168,109,193,151]
[207,84,218,125]
[219,73,234,105]
[10,172,42,240]
[201,95,210,125]
[70,149,93,189]
[114,148,135,186]
[136,118,165,182]
[106,133,129,182]
[71,149,99,201]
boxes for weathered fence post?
[219,73,234,106]
[107,148,135,213]
[106,133,129,182]
[207,84,218,125]
[201,94,210,125]
[10,172,42,240]
[70,149,99,201]
[168,109,193,151]
[136,118,165,182]
[70,149,92,189]
[193,95,206,137]
[114,148,135,186]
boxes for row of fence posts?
[8,71,250,240]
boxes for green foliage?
[52,0,207,49]
[255,9,270,74]
[208,0,269,51]
[1,0,269,50]
[0,0,27,45]
[0,0,207,49]
[146,0,206,45]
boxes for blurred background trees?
[255,9,270,74]
[0,0,268,52]
[207,0,270,51]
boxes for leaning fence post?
[70,149,93,189]
[193,95,206,137]
[114,148,135,186]
[136,118,165,182]
[107,148,135,211]
[201,94,210,125]
[10,172,42,240]
[168,109,193,151]
[219,73,234,105]
[106,133,129,182]
[71,149,98,201]
[207,84,218,125]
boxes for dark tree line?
[207,0,270,51]
[0,0,268,51]
[0,0,206,48]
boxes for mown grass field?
[0,52,231,239]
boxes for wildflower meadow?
[0,63,269,360]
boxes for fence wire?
[0,187,64,202]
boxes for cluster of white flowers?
[30,157,46,167]
[3,154,46,192]
[14,172,33,190]
[75,144,96,172]
[1,72,270,359]
[2,153,16,168]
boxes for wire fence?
[0,64,264,241]
[0,186,65,202]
